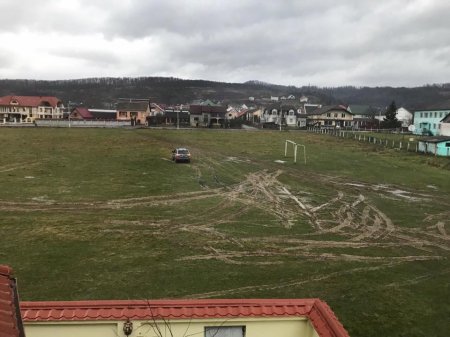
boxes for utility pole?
[68,101,72,128]
[177,104,182,129]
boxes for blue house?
[413,108,450,135]
[418,137,450,156]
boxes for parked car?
[172,148,191,163]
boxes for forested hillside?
[0,77,449,109]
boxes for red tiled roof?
[236,109,248,118]
[21,298,349,337]
[0,95,61,108]
[72,107,92,119]
[0,265,25,337]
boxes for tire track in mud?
[0,161,40,173]
[1,168,448,264]
[184,261,411,299]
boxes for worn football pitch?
[0,128,449,337]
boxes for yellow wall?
[25,317,320,337]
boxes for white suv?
[171,148,191,163]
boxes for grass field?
[1,128,449,337]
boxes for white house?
[395,107,413,128]
[372,107,412,128]
[261,102,305,128]
[439,113,450,136]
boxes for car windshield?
[178,149,189,154]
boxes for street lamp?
[67,101,72,128]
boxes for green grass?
[0,128,449,337]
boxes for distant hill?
[0,77,449,110]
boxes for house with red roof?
[70,107,117,120]
[0,95,64,123]
[21,299,349,337]
[0,266,25,337]
[0,265,350,337]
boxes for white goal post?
[284,140,306,164]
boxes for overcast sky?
[0,0,449,87]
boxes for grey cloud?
[51,48,121,66]
[1,0,450,86]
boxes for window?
[326,113,331,117]
[420,112,423,118]
[334,113,338,117]
[425,112,428,118]
[445,142,450,148]
[205,326,245,337]
[272,109,277,115]
[433,124,436,129]
[341,113,345,118]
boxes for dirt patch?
[1,169,448,266]
[0,162,39,173]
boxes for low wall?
[35,120,130,128]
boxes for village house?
[348,105,381,129]
[0,95,64,123]
[0,265,26,337]
[70,107,116,120]
[21,299,349,337]
[235,107,263,124]
[147,105,190,126]
[189,104,227,127]
[1,264,350,337]
[438,113,450,136]
[226,106,239,120]
[307,105,353,128]
[414,108,450,136]
[261,102,305,128]
[150,103,166,116]
[394,107,413,128]
[418,136,450,156]
[116,99,151,125]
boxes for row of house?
[1,95,450,136]
[112,99,229,127]
[260,103,403,130]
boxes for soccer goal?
[285,140,306,164]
